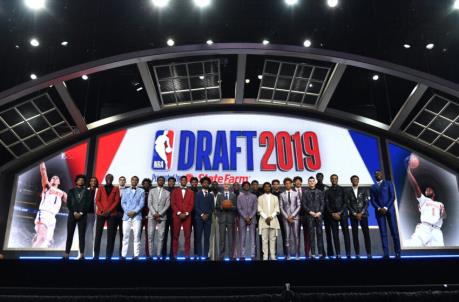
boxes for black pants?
[277,214,288,256]
[329,213,351,257]
[93,214,117,259]
[113,214,123,257]
[307,216,323,256]
[323,214,334,257]
[162,207,172,258]
[350,215,372,256]
[65,213,87,254]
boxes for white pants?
[406,223,444,247]
[34,211,56,247]
[122,219,142,257]
[148,218,166,257]
[261,228,277,260]
[209,215,219,260]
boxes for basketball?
[165,147,172,153]
[222,199,233,209]
[408,154,420,169]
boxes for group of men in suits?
[63,169,401,260]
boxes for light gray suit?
[279,190,301,258]
[147,186,170,257]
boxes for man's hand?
[287,216,294,224]
[378,208,388,215]
[201,213,209,221]
[245,217,252,225]
[332,213,341,221]
[102,210,110,217]
[356,213,363,221]
[73,212,82,220]
[179,213,187,220]
[128,211,136,218]
[153,213,160,220]
[265,217,272,225]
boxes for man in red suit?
[171,175,194,260]
[94,174,121,260]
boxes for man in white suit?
[258,182,280,261]
[147,176,171,260]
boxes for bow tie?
[181,187,186,190]
[131,187,136,190]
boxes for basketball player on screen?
[32,162,67,248]
[406,154,446,247]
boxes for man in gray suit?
[279,177,301,260]
[147,176,170,260]
[216,181,237,260]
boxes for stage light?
[403,43,411,49]
[262,39,270,45]
[303,39,312,47]
[199,75,205,80]
[136,87,144,91]
[24,0,46,10]
[30,38,40,47]
[81,75,88,80]
[15,45,20,49]
[372,74,379,81]
[426,43,434,50]
[152,0,170,8]
[454,0,459,10]
[285,0,298,6]
[61,41,68,46]
[257,75,263,80]
[327,0,338,8]
[245,79,251,84]
[166,38,175,46]
[193,0,211,8]
[30,73,37,80]
[206,39,214,45]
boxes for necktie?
[225,192,229,199]
[288,191,291,204]
[204,191,207,197]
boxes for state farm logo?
[152,130,174,170]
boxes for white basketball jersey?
[39,187,63,215]
[417,194,444,228]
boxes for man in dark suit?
[162,177,176,258]
[370,170,400,259]
[63,174,92,260]
[171,176,194,260]
[302,176,325,259]
[346,175,372,258]
[325,174,351,259]
[216,181,237,260]
[194,176,214,260]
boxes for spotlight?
[136,87,144,92]
[454,0,459,10]
[152,0,170,8]
[199,75,205,80]
[403,43,411,49]
[206,39,214,45]
[193,0,211,8]
[30,73,37,80]
[257,75,263,80]
[81,75,88,80]
[262,39,270,45]
[426,43,434,50]
[61,41,68,46]
[372,74,379,81]
[15,45,20,49]
[30,38,40,47]
[327,0,338,8]
[285,0,298,6]
[245,79,251,84]
[166,38,175,46]
[303,39,312,47]
[24,0,46,10]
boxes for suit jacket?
[95,185,120,217]
[370,180,395,211]
[237,191,258,223]
[258,193,280,231]
[67,187,92,214]
[215,191,237,224]
[121,187,145,221]
[324,185,347,215]
[302,188,325,214]
[194,190,213,219]
[279,190,301,219]
[147,186,171,220]
[172,187,195,216]
[346,186,370,216]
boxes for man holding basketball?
[33,162,68,248]
[216,181,237,260]
[406,155,446,247]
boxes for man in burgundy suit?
[171,175,194,260]
[93,174,121,260]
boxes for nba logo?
[152,130,174,170]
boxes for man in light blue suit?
[121,176,145,260]
[370,170,400,259]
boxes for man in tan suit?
[258,182,280,260]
